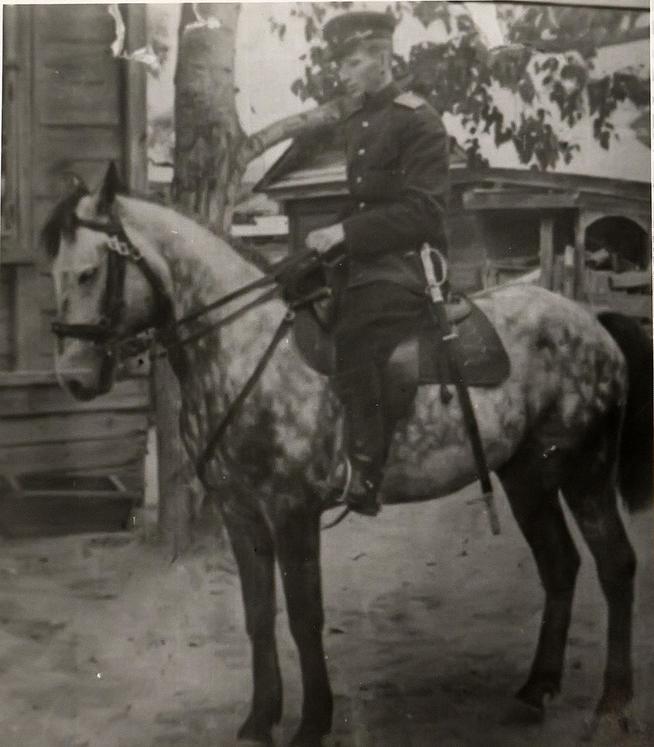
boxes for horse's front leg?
[221,503,282,744]
[275,499,333,746]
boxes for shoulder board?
[393,92,426,110]
[345,101,364,119]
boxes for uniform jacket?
[340,82,449,292]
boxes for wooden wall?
[33,5,136,369]
[0,5,150,491]
[0,268,14,370]
[0,375,150,491]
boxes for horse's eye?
[78,267,99,285]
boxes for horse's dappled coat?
[65,194,628,507]
[48,182,649,746]
[93,196,332,506]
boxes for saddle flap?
[417,301,510,386]
[293,308,335,376]
[293,297,510,389]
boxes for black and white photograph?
[0,1,652,745]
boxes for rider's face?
[338,47,387,97]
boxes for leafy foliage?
[273,2,649,171]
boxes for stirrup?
[320,457,353,530]
[320,456,353,511]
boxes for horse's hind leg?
[222,506,282,744]
[561,417,636,718]
[275,501,333,746]
[498,444,580,713]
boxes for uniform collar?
[362,81,401,111]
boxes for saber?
[420,244,501,536]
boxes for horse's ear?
[97,162,124,214]
[56,170,88,197]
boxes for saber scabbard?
[419,245,501,536]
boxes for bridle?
[50,211,339,501]
[51,213,334,358]
[51,215,172,353]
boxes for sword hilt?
[419,244,448,304]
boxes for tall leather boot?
[332,365,386,516]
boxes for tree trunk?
[159,3,249,553]
[173,3,245,234]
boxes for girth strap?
[196,311,295,485]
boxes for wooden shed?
[255,130,651,323]
[0,5,150,520]
[463,169,651,323]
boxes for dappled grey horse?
[45,166,652,745]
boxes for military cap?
[323,11,396,61]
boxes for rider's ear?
[97,162,123,215]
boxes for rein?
[51,214,329,353]
[52,213,336,501]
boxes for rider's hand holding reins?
[306,223,345,254]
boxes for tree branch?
[241,94,360,165]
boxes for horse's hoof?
[238,714,274,745]
[581,708,642,743]
[289,726,328,747]
[501,696,545,725]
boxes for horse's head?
[44,164,166,400]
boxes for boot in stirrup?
[344,454,382,516]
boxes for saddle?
[293,295,510,423]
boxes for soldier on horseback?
[305,11,450,516]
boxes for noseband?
[51,216,170,352]
[50,211,352,523]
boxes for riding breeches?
[332,282,428,475]
[333,282,428,374]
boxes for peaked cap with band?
[323,11,396,61]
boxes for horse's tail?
[598,311,653,513]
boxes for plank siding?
[0,411,147,447]
[0,376,150,490]
[0,6,150,511]
[36,43,121,126]
[34,128,124,197]
[0,435,148,478]
[0,268,15,369]
[0,377,149,417]
[33,4,117,43]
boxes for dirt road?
[0,482,652,746]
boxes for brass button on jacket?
[341,82,450,292]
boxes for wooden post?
[539,215,555,290]
[151,355,192,556]
[563,245,575,299]
[123,5,148,194]
[573,211,586,301]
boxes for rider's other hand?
[306,223,345,254]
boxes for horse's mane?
[116,196,263,291]
[41,185,89,258]
[41,186,265,293]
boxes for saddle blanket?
[417,300,510,386]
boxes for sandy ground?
[0,481,652,747]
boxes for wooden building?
[0,5,150,517]
[255,129,651,323]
